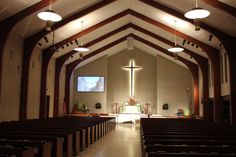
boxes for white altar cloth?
[122,105,140,113]
[108,113,147,123]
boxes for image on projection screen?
[77,76,104,92]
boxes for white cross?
[123,59,142,97]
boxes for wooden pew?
[0,139,52,157]
[0,146,35,157]
[0,134,63,157]
[0,130,72,157]
[0,116,116,156]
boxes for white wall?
[0,31,23,121]
[73,56,107,113]
[59,65,66,116]
[27,46,42,119]
[156,55,193,116]
[71,49,193,116]
[198,68,203,116]
[107,49,157,113]
[46,58,56,117]
[220,48,230,96]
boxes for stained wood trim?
[130,5,222,123]
[53,24,131,116]
[130,24,207,117]
[20,0,115,120]
[0,0,55,119]
[55,21,209,117]
[40,12,131,117]
[202,0,236,18]
[27,7,220,121]
[64,35,129,112]
[64,34,199,115]
[132,34,199,115]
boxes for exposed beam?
[64,34,199,113]
[53,24,131,117]
[40,10,130,118]
[202,0,236,18]
[45,6,214,117]
[130,23,209,117]
[132,34,199,115]
[0,0,56,107]
[141,0,236,124]
[65,35,129,111]
[31,8,218,120]
[20,0,115,120]
[54,23,209,117]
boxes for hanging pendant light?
[184,0,210,19]
[168,21,184,53]
[37,0,62,31]
[38,10,62,22]
[74,21,90,52]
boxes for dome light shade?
[184,7,210,19]
[74,21,89,53]
[168,46,184,53]
[74,47,89,52]
[37,10,62,22]
[167,20,184,53]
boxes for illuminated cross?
[123,59,142,97]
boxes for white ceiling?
[1,0,235,70]
[0,0,40,21]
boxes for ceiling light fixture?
[168,21,184,53]
[184,0,210,31]
[37,10,62,22]
[74,21,90,52]
[184,0,210,19]
[37,0,62,31]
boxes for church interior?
[0,0,236,156]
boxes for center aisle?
[77,124,142,157]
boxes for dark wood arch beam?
[202,0,236,18]
[20,0,115,120]
[39,10,131,118]
[46,6,214,117]
[129,9,222,122]
[54,23,208,117]
[0,0,56,100]
[37,9,217,120]
[130,23,209,117]
[64,34,199,114]
[141,0,236,124]
[53,24,131,117]
[132,34,199,115]
[64,35,129,112]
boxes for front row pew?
[0,116,116,157]
[0,145,36,157]
[0,134,63,157]
[0,139,52,157]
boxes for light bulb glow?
[37,10,62,22]
[74,47,90,52]
[168,46,184,53]
[184,7,210,19]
